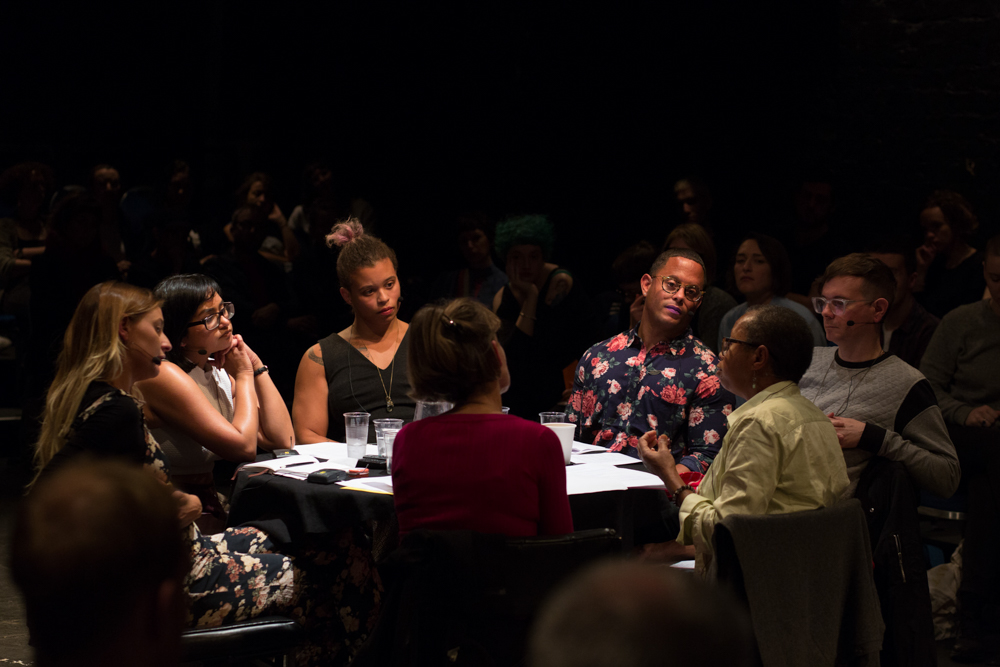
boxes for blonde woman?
[34,281,379,666]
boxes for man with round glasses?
[566,248,734,474]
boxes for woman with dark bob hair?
[638,305,849,573]
[136,273,294,531]
[391,297,573,537]
[718,232,827,350]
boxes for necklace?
[812,352,880,417]
[351,319,401,412]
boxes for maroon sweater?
[392,413,574,537]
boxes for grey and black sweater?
[799,347,960,498]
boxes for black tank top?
[317,331,416,442]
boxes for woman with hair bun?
[391,297,573,537]
[294,218,415,443]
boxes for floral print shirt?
[565,326,735,472]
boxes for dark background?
[2,1,998,294]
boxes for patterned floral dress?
[61,384,382,666]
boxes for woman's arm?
[292,344,331,443]
[237,335,295,450]
[137,353,259,462]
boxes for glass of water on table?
[344,412,370,460]
[374,418,404,457]
[382,428,401,474]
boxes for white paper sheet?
[670,559,696,570]
[569,451,640,467]
[240,455,319,472]
[273,462,351,479]
[337,477,395,495]
[291,442,378,465]
[571,441,608,454]
[565,464,665,495]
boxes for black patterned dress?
[44,381,382,666]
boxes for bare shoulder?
[303,343,324,366]
[141,360,192,391]
[397,320,410,336]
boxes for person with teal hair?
[492,214,596,418]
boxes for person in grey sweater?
[799,253,960,498]
[918,235,1000,663]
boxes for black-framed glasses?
[811,297,871,316]
[655,276,705,303]
[186,302,235,331]
[720,336,760,355]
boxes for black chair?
[355,527,621,667]
[713,499,885,667]
[179,615,303,666]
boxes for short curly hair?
[494,214,555,262]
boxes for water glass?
[383,428,401,474]
[374,418,404,457]
[539,412,567,424]
[501,406,510,415]
[414,400,453,421]
[344,412,370,459]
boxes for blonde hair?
[407,298,502,405]
[35,282,161,474]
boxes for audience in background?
[529,560,755,667]
[493,214,595,418]
[393,297,573,537]
[0,162,53,327]
[673,177,713,228]
[920,234,1000,663]
[12,460,189,667]
[915,189,986,318]
[867,236,940,369]
[663,223,736,353]
[429,212,508,308]
[593,241,657,342]
[778,178,847,309]
[227,171,299,265]
[293,219,415,444]
[718,232,827,349]
[287,162,376,239]
[91,163,133,277]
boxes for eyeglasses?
[720,337,760,355]
[186,302,235,331]
[811,297,871,316]
[655,276,705,303]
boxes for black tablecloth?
[228,462,678,550]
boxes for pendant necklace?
[352,319,400,412]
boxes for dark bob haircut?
[154,274,222,368]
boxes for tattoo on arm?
[307,348,324,366]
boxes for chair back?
[713,499,884,667]
[360,528,621,667]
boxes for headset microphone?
[847,320,855,326]
[132,344,164,365]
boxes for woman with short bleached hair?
[392,297,574,538]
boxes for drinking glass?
[414,400,453,421]
[539,412,567,424]
[344,412,370,459]
[383,428,401,474]
[374,418,404,457]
